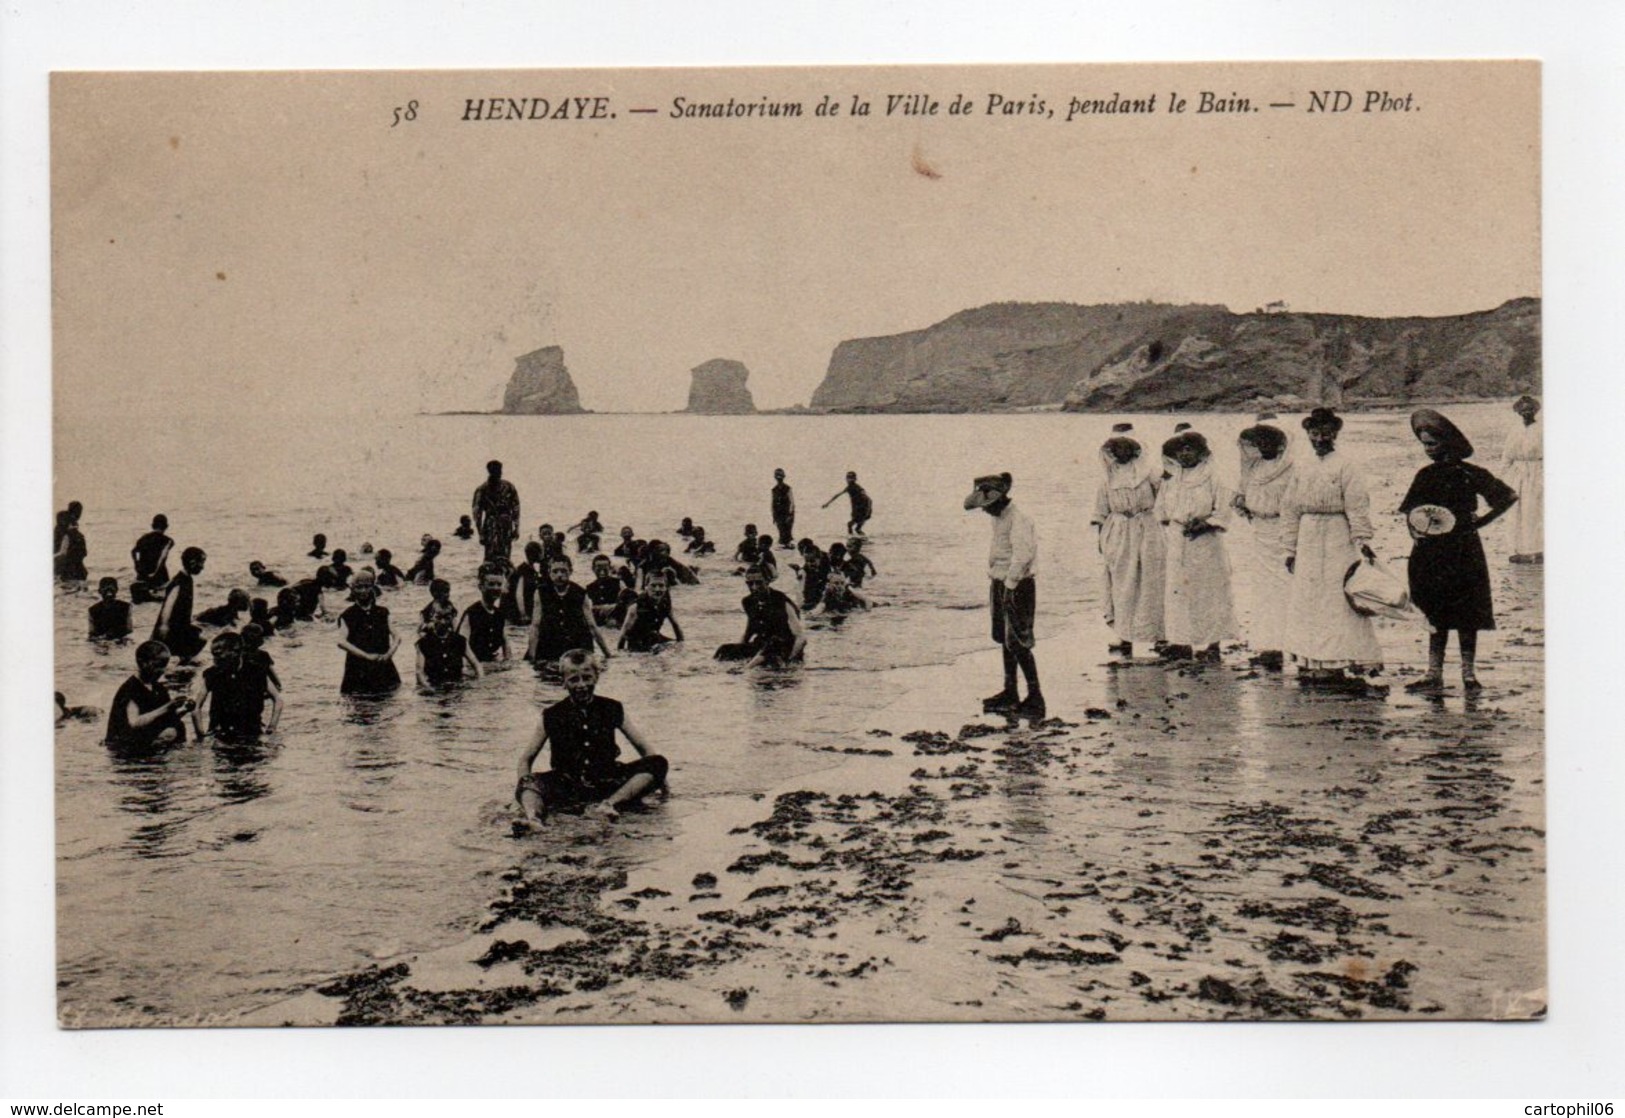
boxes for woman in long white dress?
[1090,434,1164,658]
[1281,407,1382,685]
[1500,395,1543,563]
[1156,432,1234,663]
[1234,422,1295,671]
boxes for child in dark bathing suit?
[316,549,353,591]
[684,526,716,556]
[105,640,191,750]
[459,572,511,663]
[618,572,684,652]
[732,524,760,563]
[417,602,482,688]
[506,541,544,624]
[373,549,407,588]
[514,649,669,826]
[568,511,604,554]
[88,577,133,641]
[419,578,454,634]
[131,515,174,602]
[714,565,806,668]
[249,560,288,588]
[676,517,695,538]
[153,547,208,662]
[308,533,328,560]
[586,554,636,628]
[454,515,475,540]
[526,556,613,670]
[404,538,440,585]
[197,588,251,628]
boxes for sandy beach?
[241,563,1544,1026]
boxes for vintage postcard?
[51,61,1542,1027]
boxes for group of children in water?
[64,462,884,822]
[61,395,1543,823]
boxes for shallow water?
[52,404,1542,1024]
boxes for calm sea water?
[51,405,1530,1023]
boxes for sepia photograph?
[43,59,1552,1032]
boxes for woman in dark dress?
[335,569,401,695]
[1398,409,1518,693]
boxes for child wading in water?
[514,649,670,827]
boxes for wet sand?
[241,566,1545,1026]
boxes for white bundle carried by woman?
[1343,557,1415,621]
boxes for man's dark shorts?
[989,577,1036,651]
[516,754,668,814]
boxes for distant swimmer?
[526,555,613,672]
[418,578,455,634]
[308,533,328,560]
[454,515,476,541]
[459,571,512,663]
[472,460,522,563]
[416,603,483,689]
[842,536,877,587]
[514,649,670,827]
[676,517,695,539]
[271,587,302,630]
[506,541,545,625]
[335,569,401,695]
[247,598,275,636]
[684,526,716,556]
[291,577,325,621]
[152,547,208,663]
[752,537,778,582]
[732,523,760,563]
[239,622,280,689]
[771,468,796,547]
[536,524,568,564]
[822,471,873,536]
[714,564,805,669]
[316,549,353,592]
[104,640,191,751]
[87,576,133,641]
[248,560,288,588]
[196,588,251,629]
[53,501,83,555]
[568,511,604,554]
[964,472,1043,718]
[618,571,685,653]
[54,507,88,582]
[56,693,100,727]
[640,540,699,588]
[613,526,637,558]
[373,548,407,588]
[404,538,441,586]
[585,554,635,628]
[791,538,831,611]
[130,515,174,602]
[814,568,874,616]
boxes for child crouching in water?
[514,649,669,826]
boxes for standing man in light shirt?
[963,472,1044,718]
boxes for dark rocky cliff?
[684,358,756,414]
[500,346,586,415]
[807,299,1540,413]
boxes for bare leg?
[589,772,658,819]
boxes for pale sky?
[52,61,1538,421]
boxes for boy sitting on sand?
[514,649,669,826]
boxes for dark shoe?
[1107,641,1131,655]
[1015,693,1047,719]
[982,689,1019,713]
[1462,676,1484,693]
[1404,675,1444,694]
